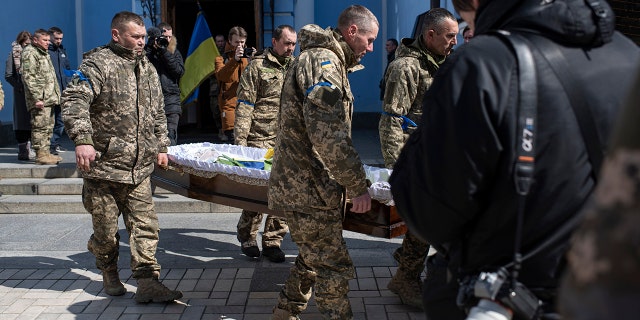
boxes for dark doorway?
[166,0,259,133]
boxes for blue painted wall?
[0,0,135,124]
[0,0,456,123]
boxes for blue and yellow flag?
[179,10,219,103]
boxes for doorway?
[164,0,261,131]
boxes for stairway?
[0,148,240,214]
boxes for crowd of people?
[2,1,639,319]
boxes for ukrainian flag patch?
[320,60,332,69]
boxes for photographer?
[214,26,254,143]
[389,0,640,319]
[145,22,184,145]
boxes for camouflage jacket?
[379,37,443,168]
[234,47,292,148]
[61,41,170,184]
[21,44,61,111]
[268,25,368,214]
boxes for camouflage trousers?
[277,209,355,319]
[237,210,288,248]
[394,230,429,277]
[29,106,54,151]
[83,177,161,279]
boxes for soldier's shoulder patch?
[320,60,333,69]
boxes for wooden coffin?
[151,165,406,238]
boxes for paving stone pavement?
[0,213,426,320]
[0,129,427,319]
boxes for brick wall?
[611,0,640,45]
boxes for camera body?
[457,267,542,320]
[154,35,169,48]
[242,47,255,58]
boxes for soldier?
[234,25,297,263]
[268,5,377,319]
[379,8,458,309]
[61,11,182,303]
[21,29,61,165]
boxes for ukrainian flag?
[180,10,219,103]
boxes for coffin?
[151,143,406,239]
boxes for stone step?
[0,177,174,195]
[0,162,79,179]
[0,194,242,214]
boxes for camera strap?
[492,30,537,285]
[493,30,604,276]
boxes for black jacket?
[390,0,639,307]
[48,43,72,92]
[145,43,184,114]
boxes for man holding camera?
[214,26,253,143]
[145,22,184,146]
[389,0,639,318]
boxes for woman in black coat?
[5,31,33,161]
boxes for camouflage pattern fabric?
[237,210,288,248]
[277,209,355,319]
[268,24,368,213]
[21,44,61,111]
[61,41,170,184]
[268,24,369,319]
[393,231,429,276]
[235,47,292,247]
[29,106,55,151]
[379,37,444,278]
[235,47,292,147]
[378,37,441,168]
[83,177,160,278]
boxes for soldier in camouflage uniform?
[378,8,458,310]
[559,67,640,319]
[268,5,377,319]
[21,29,61,165]
[234,25,297,263]
[61,11,182,304]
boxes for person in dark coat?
[5,31,33,160]
[48,26,72,155]
[389,0,640,318]
[379,38,397,100]
[145,22,184,146]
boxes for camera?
[457,267,542,320]
[155,35,169,48]
[242,47,255,58]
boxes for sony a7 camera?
[457,267,542,320]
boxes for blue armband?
[381,111,418,131]
[237,99,255,107]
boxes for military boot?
[135,277,183,303]
[387,267,424,309]
[270,307,300,320]
[17,143,30,161]
[101,265,126,296]
[35,150,60,165]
